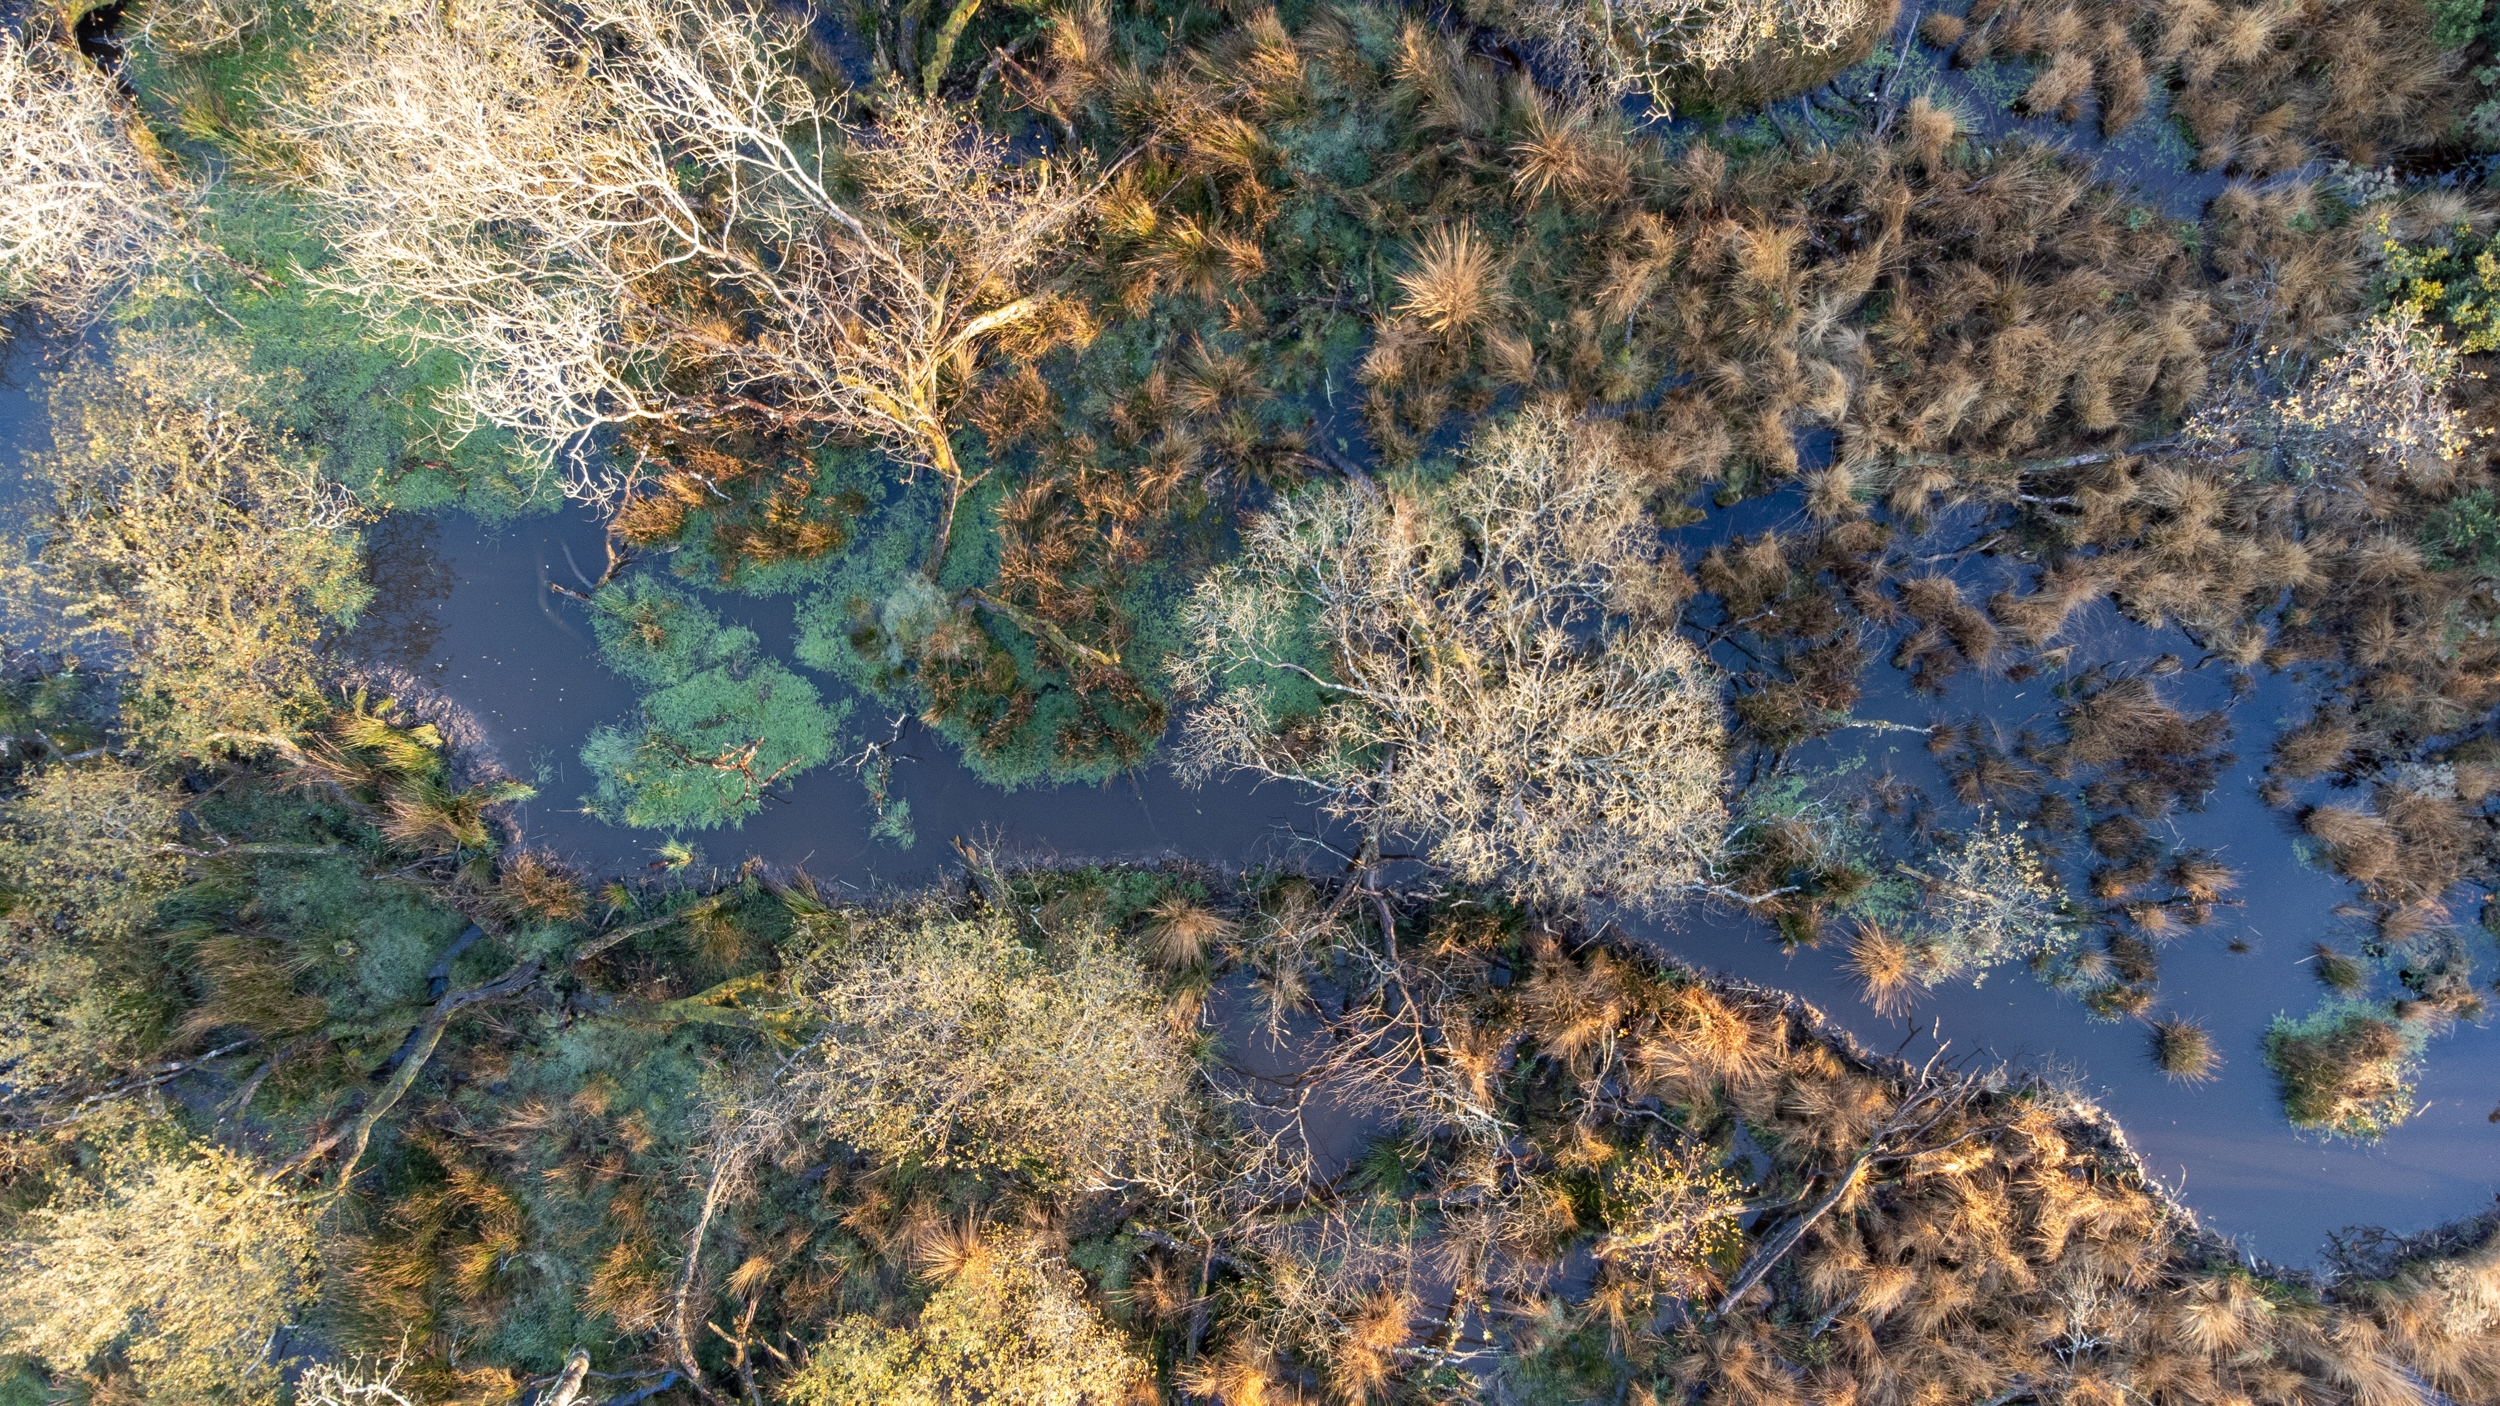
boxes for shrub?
[786,904,1192,1182]
[0,1130,318,1403]
[783,1229,1147,1406]
[1594,1139,1746,1299]
[0,761,187,1095]
[1898,814,2079,991]
[1474,0,1890,115]
[3,331,372,757]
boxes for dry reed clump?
[2311,941,2370,993]
[1341,907,2500,1406]
[1075,7,2338,503]
[2266,1007,2421,1137]
[2302,786,2484,906]
[1702,524,1886,746]
[610,429,867,584]
[1843,920,1919,1015]
[1925,0,2466,172]
[1138,892,1238,970]
[2150,1011,2222,1082]
[2031,675,2236,828]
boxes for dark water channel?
[357,505,1340,890]
[359,488,2500,1269]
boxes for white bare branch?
[1173,409,1731,911]
[270,0,1092,533]
[0,23,187,323]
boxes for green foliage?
[2433,0,2494,49]
[1009,865,1190,934]
[0,1122,318,1405]
[0,670,108,772]
[0,1361,46,1406]
[782,1232,1148,1406]
[587,577,763,689]
[4,330,373,757]
[2378,224,2500,354]
[2420,489,2500,575]
[580,578,845,830]
[582,661,843,831]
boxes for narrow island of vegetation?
[2,0,2500,1397]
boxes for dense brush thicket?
[10,720,2494,1405]
[11,0,2500,1396]
[1922,0,2465,170]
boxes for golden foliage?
[784,1229,1149,1406]
[0,1129,317,1403]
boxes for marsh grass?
[2266,1001,2424,1137]
[2150,1011,2221,1082]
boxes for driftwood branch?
[280,901,719,1188]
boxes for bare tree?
[274,0,1094,556]
[1477,0,1870,114]
[1172,409,1731,910]
[0,21,185,322]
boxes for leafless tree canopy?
[1173,409,1731,909]
[272,0,1094,525]
[1483,0,1870,112]
[0,24,184,323]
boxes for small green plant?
[2420,489,2500,576]
[2380,224,2500,354]
[2433,0,2491,48]
[2309,942,2372,994]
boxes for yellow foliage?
[0,1129,317,1403]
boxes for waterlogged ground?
[351,479,2500,1268]
[8,5,2498,1267]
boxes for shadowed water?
[357,490,2500,1267]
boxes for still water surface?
[363,494,2499,1269]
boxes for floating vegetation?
[577,578,843,830]
[2266,1000,2426,1138]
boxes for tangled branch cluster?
[0,25,182,322]
[272,0,1091,517]
[1174,409,1729,909]
[1486,0,1868,111]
